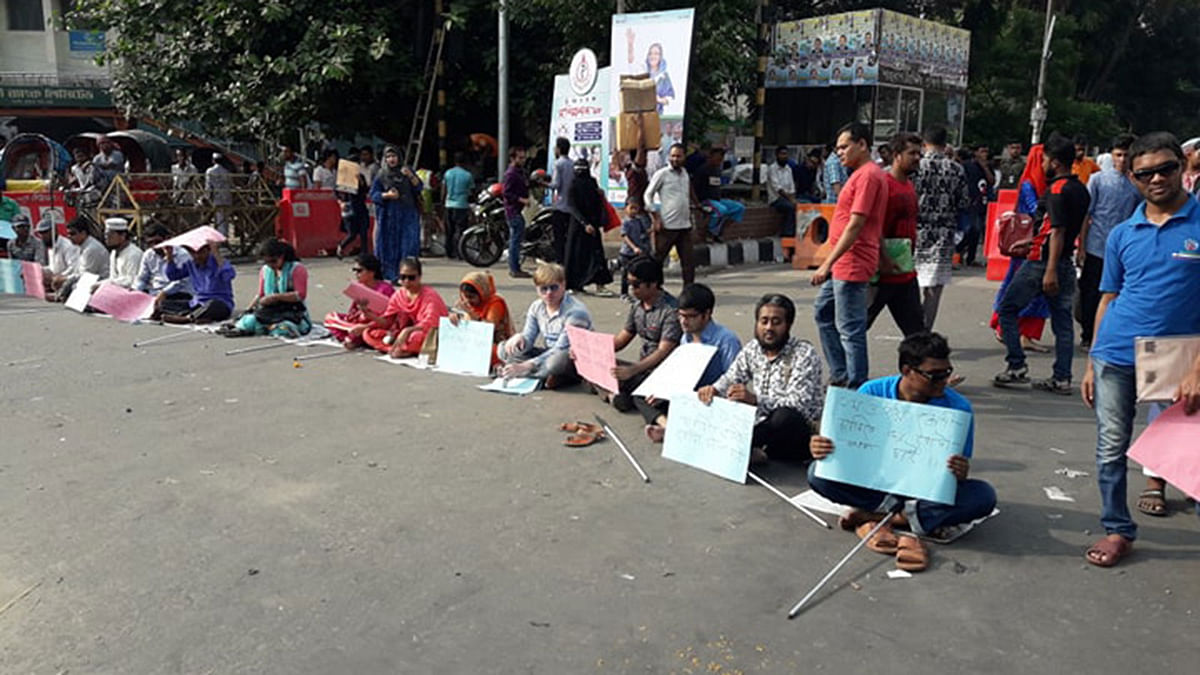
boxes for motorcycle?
[458,178,557,268]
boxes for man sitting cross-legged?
[594,256,680,411]
[807,331,997,572]
[640,283,742,442]
[498,262,594,388]
[697,294,825,463]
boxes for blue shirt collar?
[1129,194,1199,228]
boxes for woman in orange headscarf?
[989,143,1051,350]
[451,270,513,365]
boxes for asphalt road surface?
[1,257,1196,674]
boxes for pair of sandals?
[852,520,929,572]
[560,421,605,447]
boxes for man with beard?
[698,294,824,463]
[1080,132,1200,567]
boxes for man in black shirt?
[692,148,745,242]
[994,133,1091,394]
[958,144,992,266]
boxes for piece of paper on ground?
[662,395,756,483]
[814,387,969,505]
[477,377,540,396]
[376,354,434,369]
[788,489,852,518]
[87,283,156,322]
[0,259,25,294]
[1129,401,1200,500]
[64,272,100,312]
[565,325,619,393]
[632,343,716,400]
[20,261,45,300]
[436,316,494,377]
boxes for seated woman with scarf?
[324,253,394,348]
[231,239,311,337]
[450,270,514,366]
[363,257,448,358]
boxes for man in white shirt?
[643,142,700,288]
[767,146,798,236]
[206,154,233,236]
[51,217,109,300]
[36,216,77,278]
[102,217,143,289]
[171,149,198,202]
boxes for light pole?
[1030,0,1055,145]
[498,0,509,178]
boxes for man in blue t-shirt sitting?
[807,332,997,572]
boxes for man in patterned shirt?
[699,294,825,463]
[913,126,968,330]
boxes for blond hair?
[532,262,565,286]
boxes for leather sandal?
[895,534,929,572]
[856,521,899,555]
[560,421,603,435]
[563,432,603,447]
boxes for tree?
[64,0,426,142]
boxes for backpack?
[997,211,1034,258]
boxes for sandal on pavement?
[560,421,603,435]
[1136,489,1168,517]
[856,521,899,554]
[563,432,603,448]
[895,534,929,572]
[1086,535,1133,567]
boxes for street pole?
[617,0,625,13]
[1030,0,1055,145]
[498,0,509,179]
[751,0,769,201]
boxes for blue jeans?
[807,463,997,535]
[1091,358,1139,539]
[997,258,1075,380]
[507,213,525,274]
[813,279,869,387]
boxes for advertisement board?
[546,66,612,203]
[767,10,880,89]
[607,8,695,204]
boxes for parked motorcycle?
[458,179,557,268]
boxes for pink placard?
[565,325,619,393]
[342,282,390,314]
[159,226,227,251]
[1129,402,1200,501]
[87,283,157,322]
[20,261,44,300]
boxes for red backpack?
[997,211,1035,258]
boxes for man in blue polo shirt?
[808,332,997,572]
[1081,132,1200,568]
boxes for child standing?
[619,198,652,300]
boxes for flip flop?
[895,534,929,572]
[563,432,603,447]
[1136,489,1168,517]
[856,521,899,554]
[559,421,603,435]
[1085,536,1133,567]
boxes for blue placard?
[0,259,26,295]
[813,387,969,504]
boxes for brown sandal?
[563,432,603,447]
[560,421,603,435]
[856,522,899,554]
[895,535,929,572]
[1085,535,1132,567]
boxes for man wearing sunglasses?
[498,262,593,387]
[994,133,1090,395]
[1081,132,1200,568]
[808,332,997,571]
[598,256,681,411]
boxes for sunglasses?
[351,267,366,273]
[913,366,954,382]
[1131,160,1181,183]
[399,274,419,281]
[536,283,561,294]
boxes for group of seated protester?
[25,227,994,572]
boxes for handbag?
[253,301,308,326]
[997,211,1034,258]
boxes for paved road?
[1,258,1196,674]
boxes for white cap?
[1183,137,1200,153]
[104,217,129,232]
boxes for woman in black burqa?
[564,158,614,294]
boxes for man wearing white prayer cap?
[103,216,143,289]
[1182,137,1200,193]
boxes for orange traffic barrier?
[781,204,835,270]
